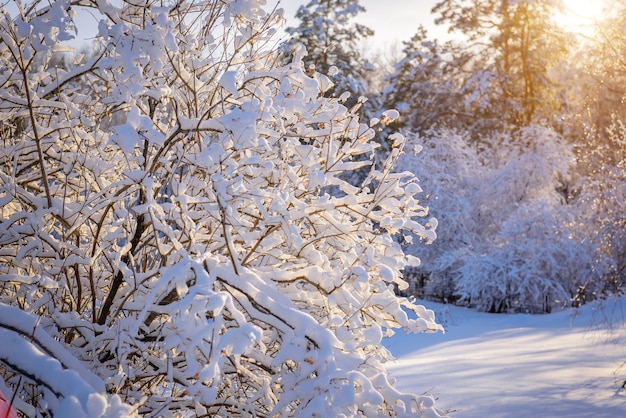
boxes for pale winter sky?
[22,0,608,50]
[276,0,608,51]
[277,0,445,51]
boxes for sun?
[552,1,606,40]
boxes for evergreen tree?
[383,26,471,133]
[284,0,374,106]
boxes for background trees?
[0,1,443,416]
[432,0,567,133]
[384,0,625,312]
[283,0,374,106]
[382,26,470,134]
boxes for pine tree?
[383,26,470,133]
[284,0,374,106]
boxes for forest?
[0,0,623,417]
[323,0,625,315]
[382,1,626,313]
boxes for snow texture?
[386,298,626,417]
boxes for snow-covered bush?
[398,130,483,301]
[570,118,626,301]
[399,126,590,312]
[0,0,442,416]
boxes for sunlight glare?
[553,1,605,40]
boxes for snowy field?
[384,298,626,417]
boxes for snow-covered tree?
[570,118,626,302]
[398,126,591,312]
[433,0,568,131]
[0,0,443,416]
[383,26,469,134]
[283,0,374,106]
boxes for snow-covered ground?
[385,298,626,417]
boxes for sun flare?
[552,1,606,39]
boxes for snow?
[385,298,626,417]
[219,71,239,97]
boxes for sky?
[15,0,609,54]
[6,0,611,48]
[276,0,445,50]
[276,0,609,52]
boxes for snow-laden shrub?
[571,118,626,301]
[398,130,483,302]
[0,1,442,416]
[399,126,590,312]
